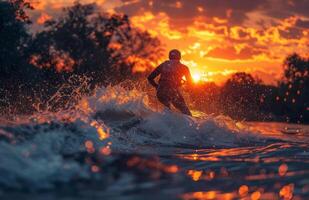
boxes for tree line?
[187,54,308,123]
[0,0,308,123]
[0,0,163,113]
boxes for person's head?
[169,49,181,60]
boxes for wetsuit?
[147,60,193,116]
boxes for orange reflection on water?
[166,165,179,173]
[177,148,254,163]
[97,127,110,140]
[91,165,100,173]
[85,140,95,153]
[88,121,112,155]
[280,184,294,200]
[177,147,260,163]
[245,122,309,140]
[279,163,288,176]
[206,148,254,157]
[90,121,110,140]
[182,189,291,200]
[126,156,179,174]
[187,170,216,182]
[187,170,202,181]
[180,153,220,162]
[251,191,261,200]
[182,191,235,200]
[238,185,249,197]
[100,146,111,156]
[245,169,309,181]
[177,143,309,164]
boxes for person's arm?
[147,64,163,89]
[184,66,194,86]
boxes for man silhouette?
[148,49,193,116]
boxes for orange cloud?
[206,46,264,60]
[131,12,183,40]
[27,0,309,85]
[37,13,52,24]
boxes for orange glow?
[37,13,52,24]
[90,121,110,141]
[108,42,122,50]
[192,73,201,83]
[100,146,111,156]
[91,165,100,173]
[30,1,46,10]
[279,163,288,176]
[197,6,204,13]
[182,191,236,200]
[175,1,182,9]
[79,99,91,113]
[128,9,309,85]
[97,127,110,140]
[238,185,249,197]
[187,170,203,181]
[280,184,294,200]
[189,191,216,200]
[125,156,180,174]
[251,191,261,200]
[85,140,93,149]
[30,53,75,72]
[28,0,309,85]
[165,165,179,173]
[85,140,95,153]
[208,171,215,180]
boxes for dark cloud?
[206,46,264,60]
[296,19,309,29]
[117,0,309,30]
[291,0,309,17]
[117,0,268,27]
[279,27,304,39]
[261,0,309,19]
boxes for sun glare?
[192,73,201,82]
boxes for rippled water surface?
[0,87,308,200]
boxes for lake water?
[0,87,308,200]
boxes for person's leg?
[171,91,192,116]
[157,88,171,109]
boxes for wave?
[0,86,281,189]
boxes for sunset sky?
[29,0,309,84]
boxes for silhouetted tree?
[278,53,309,123]
[186,82,220,114]
[0,2,163,114]
[0,0,43,113]
[26,3,162,110]
[220,72,261,120]
[0,0,31,76]
[30,3,162,86]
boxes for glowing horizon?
[28,0,309,85]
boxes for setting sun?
[192,73,201,83]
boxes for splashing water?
[0,86,308,199]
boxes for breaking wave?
[0,86,286,190]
